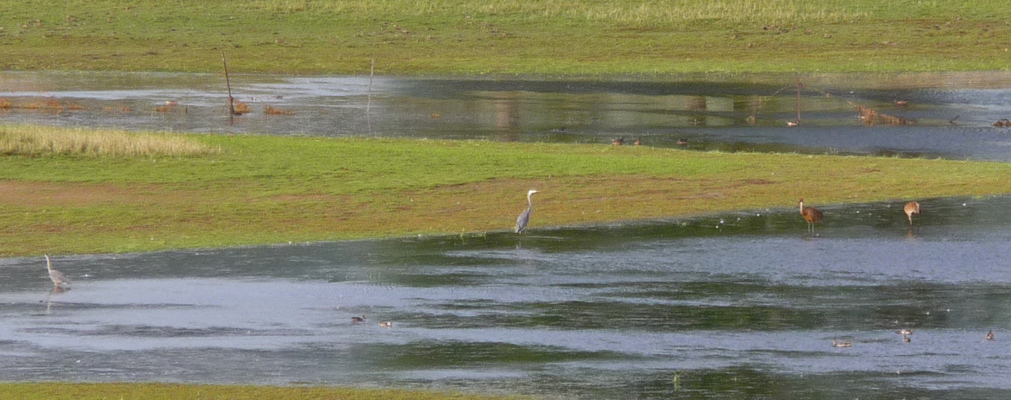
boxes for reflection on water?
[3,71,1011,160]
[3,196,1011,398]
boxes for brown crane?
[799,198,824,233]
[904,201,920,225]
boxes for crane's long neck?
[45,255,52,273]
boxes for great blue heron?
[515,189,539,234]
[44,255,69,289]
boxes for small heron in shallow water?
[44,255,69,290]
[515,190,539,234]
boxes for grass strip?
[2,125,1011,257]
[0,0,1007,74]
[0,125,219,157]
[0,382,524,400]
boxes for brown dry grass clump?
[0,125,219,157]
[22,97,63,111]
[264,104,294,115]
[232,100,250,115]
[856,104,915,126]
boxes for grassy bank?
[0,382,522,400]
[2,125,1011,257]
[0,0,1007,75]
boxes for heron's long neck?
[527,193,534,208]
[799,201,804,213]
[45,257,52,273]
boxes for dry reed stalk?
[264,104,295,115]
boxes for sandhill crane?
[904,201,920,225]
[44,255,69,290]
[799,198,824,233]
[515,190,539,234]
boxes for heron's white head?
[528,190,539,195]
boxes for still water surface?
[3,71,1011,160]
[3,196,1011,398]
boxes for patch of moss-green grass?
[0,0,1007,75]
[3,126,1011,256]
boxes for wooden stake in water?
[796,79,802,124]
[222,51,235,120]
[367,58,375,134]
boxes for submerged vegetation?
[0,0,1007,74]
[3,125,1011,257]
[0,125,219,157]
[0,382,523,400]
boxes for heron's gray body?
[515,207,533,234]
[514,189,539,234]
[45,255,69,289]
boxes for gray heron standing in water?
[45,255,69,290]
[515,189,539,234]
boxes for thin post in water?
[221,51,235,120]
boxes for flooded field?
[3,196,1011,399]
[2,71,1011,160]
[3,72,1011,398]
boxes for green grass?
[0,0,1008,75]
[0,382,524,400]
[3,125,1011,257]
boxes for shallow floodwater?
[3,71,1011,160]
[4,196,1011,398]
